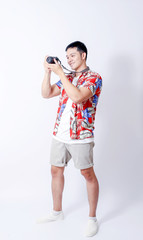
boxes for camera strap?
[53,57,89,74]
[61,64,90,74]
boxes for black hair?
[65,41,88,60]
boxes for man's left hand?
[47,58,64,76]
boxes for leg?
[81,167,99,217]
[51,165,65,211]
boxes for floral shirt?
[53,70,102,140]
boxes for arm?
[47,60,93,103]
[58,71,93,103]
[41,72,60,98]
[41,56,60,98]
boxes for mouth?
[69,62,74,67]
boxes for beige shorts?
[50,138,95,169]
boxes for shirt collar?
[70,68,90,79]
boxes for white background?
[0,0,143,239]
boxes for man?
[41,41,102,237]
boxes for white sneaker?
[84,219,98,237]
[36,211,64,223]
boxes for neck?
[75,63,88,77]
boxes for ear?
[82,52,86,61]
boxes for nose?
[67,57,72,64]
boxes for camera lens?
[46,56,55,64]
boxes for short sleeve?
[82,76,102,96]
[56,80,62,89]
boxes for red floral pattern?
[53,70,102,140]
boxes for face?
[66,47,86,71]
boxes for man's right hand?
[42,55,60,98]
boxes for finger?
[47,63,55,68]
[54,58,59,65]
[44,55,50,63]
[44,62,50,68]
[45,55,49,59]
[46,64,54,71]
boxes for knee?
[81,168,94,182]
[81,168,99,184]
[51,166,64,178]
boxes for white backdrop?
[0,0,143,239]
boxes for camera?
[46,56,60,64]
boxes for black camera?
[46,56,60,64]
